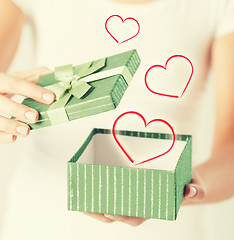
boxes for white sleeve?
[215,0,234,37]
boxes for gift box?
[68,128,192,221]
[21,50,140,129]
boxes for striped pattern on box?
[68,129,192,221]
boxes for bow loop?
[55,64,74,82]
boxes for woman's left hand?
[83,212,148,226]
[183,170,206,205]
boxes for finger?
[0,131,17,144]
[10,72,40,83]
[10,67,52,82]
[0,95,38,123]
[0,74,54,104]
[183,183,205,205]
[0,115,30,137]
[104,215,147,226]
[82,212,115,223]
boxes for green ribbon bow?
[46,58,106,125]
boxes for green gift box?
[21,50,140,129]
[68,128,192,221]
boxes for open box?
[68,128,192,221]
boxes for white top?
[1,0,234,239]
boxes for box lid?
[20,50,140,129]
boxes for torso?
[2,0,225,239]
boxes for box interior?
[78,133,187,171]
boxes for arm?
[0,0,25,72]
[0,0,55,143]
[184,32,234,204]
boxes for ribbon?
[46,59,133,125]
[47,58,106,125]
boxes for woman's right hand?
[0,67,55,143]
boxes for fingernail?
[187,186,197,198]
[16,126,29,135]
[104,215,116,220]
[25,111,37,122]
[6,134,14,140]
[42,93,54,103]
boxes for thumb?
[10,67,52,83]
[183,183,206,205]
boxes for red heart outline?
[144,55,194,98]
[105,15,140,44]
[112,111,176,166]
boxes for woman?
[0,0,234,239]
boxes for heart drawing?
[144,55,194,98]
[105,15,140,44]
[112,111,175,166]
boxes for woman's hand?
[0,67,55,143]
[184,142,234,205]
[82,212,147,226]
[183,170,206,204]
